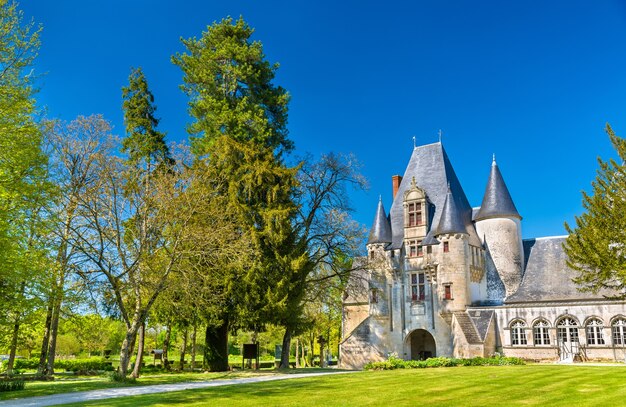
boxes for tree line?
[0,3,366,379]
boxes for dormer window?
[408,202,423,226]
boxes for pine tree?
[564,124,626,295]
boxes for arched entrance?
[407,329,436,360]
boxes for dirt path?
[0,371,356,407]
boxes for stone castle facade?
[340,142,626,369]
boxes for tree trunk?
[295,337,300,368]
[46,294,63,375]
[6,317,20,375]
[279,326,292,369]
[131,323,145,378]
[118,322,141,377]
[190,324,197,370]
[37,301,53,375]
[163,323,171,370]
[203,319,229,371]
[179,328,188,370]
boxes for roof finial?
[438,129,443,143]
[492,153,496,166]
[412,135,416,148]
[379,194,382,202]
[447,181,451,192]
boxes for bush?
[6,357,115,373]
[364,355,524,370]
[0,380,25,392]
[107,371,136,384]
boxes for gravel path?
[0,371,357,407]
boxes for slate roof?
[474,158,521,221]
[367,198,392,244]
[388,142,481,249]
[436,186,467,235]
[505,236,610,303]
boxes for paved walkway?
[0,371,357,407]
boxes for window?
[510,321,527,345]
[533,320,550,345]
[557,317,579,344]
[612,318,626,345]
[371,289,378,304]
[369,251,374,259]
[427,246,432,254]
[443,241,449,253]
[407,240,423,257]
[408,202,423,227]
[444,284,452,300]
[411,273,425,302]
[586,318,605,345]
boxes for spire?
[436,184,467,235]
[474,156,521,221]
[367,198,392,244]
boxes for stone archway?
[407,329,436,360]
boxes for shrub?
[107,371,137,384]
[0,380,25,392]
[364,356,524,370]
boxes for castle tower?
[367,197,392,259]
[474,156,523,298]
[434,186,470,311]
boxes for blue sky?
[22,0,626,240]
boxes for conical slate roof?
[421,230,440,246]
[474,157,521,221]
[367,197,392,244]
[436,185,467,235]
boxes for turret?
[474,156,523,299]
[434,186,470,310]
[367,197,392,259]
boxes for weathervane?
[412,135,416,148]
[438,129,443,143]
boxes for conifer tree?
[173,17,298,371]
[564,124,626,295]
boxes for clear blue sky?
[22,0,626,240]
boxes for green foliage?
[363,355,525,370]
[3,357,114,373]
[121,67,172,169]
[108,371,136,383]
[0,380,25,392]
[173,16,292,156]
[564,124,626,294]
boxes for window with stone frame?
[407,240,423,258]
[510,320,527,346]
[585,318,605,345]
[557,317,579,344]
[443,241,449,253]
[443,283,452,300]
[533,320,550,345]
[612,318,626,345]
[410,272,425,302]
[408,202,423,227]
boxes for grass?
[55,365,626,406]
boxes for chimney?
[392,175,402,200]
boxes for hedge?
[0,380,25,392]
[364,355,525,370]
[2,358,115,373]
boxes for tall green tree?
[0,0,52,374]
[173,17,298,371]
[172,16,292,156]
[121,67,172,170]
[564,124,626,295]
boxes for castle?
[340,141,626,368]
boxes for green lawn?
[56,365,626,406]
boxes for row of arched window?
[509,316,626,347]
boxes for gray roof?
[505,237,610,303]
[474,159,521,221]
[421,230,440,246]
[367,198,392,244]
[388,142,481,249]
[436,186,467,235]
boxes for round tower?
[366,196,392,260]
[474,156,523,298]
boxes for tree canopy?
[564,124,626,295]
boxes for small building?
[340,141,626,369]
